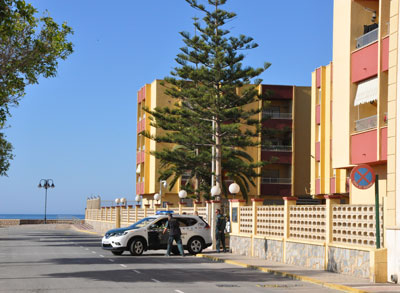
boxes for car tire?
[129,238,145,256]
[111,251,123,256]
[187,237,204,255]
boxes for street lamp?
[178,189,187,204]
[158,180,167,207]
[229,182,240,199]
[211,185,221,200]
[154,193,161,204]
[38,179,55,224]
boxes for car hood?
[105,227,139,236]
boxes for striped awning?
[354,77,378,106]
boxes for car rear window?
[177,217,197,227]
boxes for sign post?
[350,164,380,248]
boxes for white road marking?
[80,246,83,248]
[133,270,141,274]
[109,259,114,262]
[175,290,185,293]
[99,255,104,258]
[85,248,89,250]
[151,278,161,283]
[120,264,127,268]
[91,251,96,254]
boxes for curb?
[196,254,367,293]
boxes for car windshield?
[128,217,157,229]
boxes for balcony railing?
[262,112,292,119]
[355,115,377,132]
[262,145,292,152]
[261,177,291,184]
[356,27,378,49]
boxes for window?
[177,217,197,227]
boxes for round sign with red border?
[350,164,376,190]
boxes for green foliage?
[0,132,13,176]
[0,0,73,175]
[143,0,271,200]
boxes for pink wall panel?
[351,42,378,83]
[315,178,320,195]
[350,129,377,164]
[330,177,336,194]
[381,36,389,72]
[380,127,387,160]
[315,141,321,162]
[316,68,321,88]
[316,104,321,125]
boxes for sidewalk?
[196,251,400,293]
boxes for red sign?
[350,164,376,190]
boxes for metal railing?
[355,115,377,132]
[262,112,292,119]
[356,27,378,49]
[262,145,292,152]
[261,177,291,184]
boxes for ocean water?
[0,214,85,220]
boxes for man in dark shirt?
[215,209,227,253]
[163,214,185,256]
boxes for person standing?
[163,214,185,256]
[215,209,227,253]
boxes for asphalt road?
[0,225,339,293]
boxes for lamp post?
[38,179,55,224]
[156,180,167,207]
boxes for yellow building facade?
[313,0,400,281]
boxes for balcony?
[136,182,144,195]
[137,118,146,134]
[262,145,292,152]
[352,41,378,83]
[356,27,378,49]
[351,129,377,164]
[136,151,145,164]
[262,111,292,119]
[316,104,321,125]
[355,115,377,132]
[261,149,292,164]
[261,178,291,196]
[261,177,291,184]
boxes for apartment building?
[136,80,311,206]
[313,0,400,281]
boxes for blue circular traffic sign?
[350,164,376,190]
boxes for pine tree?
[143,0,271,200]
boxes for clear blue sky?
[0,0,333,214]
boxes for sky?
[0,0,333,214]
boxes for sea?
[0,214,85,220]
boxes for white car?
[101,213,212,256]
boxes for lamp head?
[178,190,187,199]
[211,185,221,197]
[229,182,240,194]
[135,195,141,202]
[115,198,120,204]
[154,193,160,201]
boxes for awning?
[354,77,378,106]
[136,164,141,174]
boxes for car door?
[177,217,197,244]
[147,218,168,249]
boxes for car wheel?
[171,246,180,255]
[111,251,123,256]
[187,237,204,255]
[129,238,145,256]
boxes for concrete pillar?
[251,199,264,257]
[154,204,160,214]
[144,204,150,217]
[135,205,140,222]
[324,195,341,269]
[283,197,297,262]
[115,206,121,228]
[193,201,202,214]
